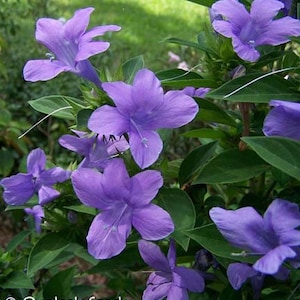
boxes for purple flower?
[138,239,205,299]
[88,68,199,169]
[59,130,129,170]
[211,0,300,62]
[227,262,288,295]
[23,7,121,87]
[263,100,300,141]
[0,148,70,206]
[71,158,174,259]
[24,205,44,234]
[209,199,300,275]
[182,87,210,98]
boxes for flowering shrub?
[1,1,300,299]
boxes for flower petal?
[0,174,34,205]
[100,158,131,201]
[27,148,46,176]
[128,170,163,207]
[132,69,164,111]
[212,20,235,38]
[173,266,205,292]
[253,245,296,274]
[209,206,269,253]
[149,90,199,129]
[38,167,70,186]
[263,199,300,246]
[138,240,170,272]
[263,101,300,140]
[167,285,189,300]
[59,132,94,156]
[129,129,163,169]
[38,185,60,205]
[82,25,121,42]
[133,204,174,240]
[256,17,300,46]
[76,41,110,61]
[86,207,132,259]
[63,7,94,41]
[167,239,176,269]
[232,36,260,62]
[227,263,258,290]
[88,105,130,136]
[102,81,135,115]
[143,273,171,300]
[24,205,44,234]
[23,60,71,82]
[212,0,250,29]
[71,168,112,210]
[35,18,64,53]
[250,0,283,26]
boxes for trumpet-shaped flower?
[88,68,199,169]
[211,0,300,62]
[263,100,300,141]
[71,158,174,259]
[138,239,205,299]
[0,148,70,206]
[209,199,300,275]
[24,205,44,234]
[59,130,129,170]
[23,7,121,87]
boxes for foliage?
[1,0,300,299]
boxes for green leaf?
[157,188,196,250]
[181,128,227,139]
[196,98,236,127]
[64,205,97,215]
[207,73,300,103]
[185,224,257,264]
[156,68,217,88]
[43,267,75,299]
[6,230,31,252]
[186,0,215,6]
[1,271,34,289]
[122,55,144,84]
[165,37,216,55]
[242,136,300,181]
[27,232,70,277]
[178,141,218,186]
[76,109,93,130]
[88,244,143,273]
[193,149,270,184]
[0,148,14,176]
[28,95,84,119]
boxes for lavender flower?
[0,148,70,206]
[263,100,300,141]
[71,158,174,259]
[227,262,288,296]
[59,130,129,170]
[88,68,199,169]
[138,239,205,299]
[209,199,300,275]
[23,7,121,87]
[182,87,210,98]
[211,0,300,62]
[24,205,44,234]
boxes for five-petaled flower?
[210,199,300,276]
[0,148,70,206]
[211,0,300,62]
[263,100,300,141]
[88,68,199,169]
[24,205,45,234]
[138,239,205,299]
[59,130,129,170]
[23,7,121,87]
[71,158,174,259]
